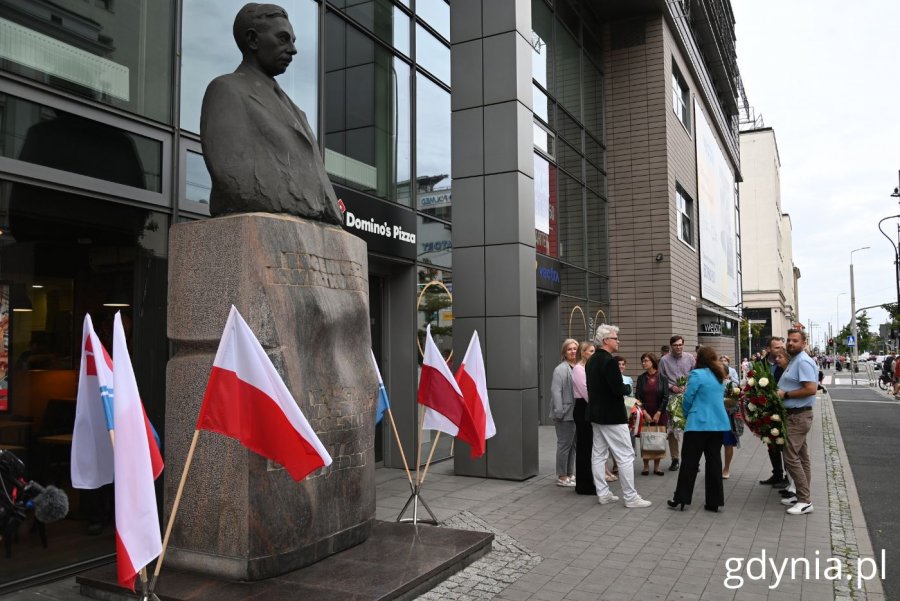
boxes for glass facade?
[0,0,613,585]
[0,1,175,123]
[531,0,608,341]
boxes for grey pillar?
[450,0,538,480]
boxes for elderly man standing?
[586,324,651,508]
[777,329,818,515]
[658,335,695,471]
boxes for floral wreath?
[739,361,788,447]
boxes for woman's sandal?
[654,470,665,476]
[641,469,650,476]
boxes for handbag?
[640,426,667,453]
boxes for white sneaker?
[786,502,814,515]
[597,494,619,505]
[781,495,798,506]
[556,477,575,487]
[624,496,652,508]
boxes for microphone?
[24,482,69,523]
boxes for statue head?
[233,3,297,78]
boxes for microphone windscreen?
[34,486,69,523]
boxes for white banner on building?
[694,100,739,308]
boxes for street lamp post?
[836,292,847,358]
[850,247,870,370]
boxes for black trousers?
[673,431,725,507]
[573,398,596,495]
[768,445,784,480]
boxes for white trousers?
[590,423,639,502]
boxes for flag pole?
[414,410,425,489]
[417,431,441,486]
[397,411,439,525]
[148,429,201,595]
[385,408,414,489]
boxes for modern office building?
[0,0,743,587]
[738,125,800,353]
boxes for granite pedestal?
[165,213,376,580]
[76,522,493,601]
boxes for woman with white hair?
[550,338,579,486]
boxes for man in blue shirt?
[776,329,819,515]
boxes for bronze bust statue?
[200,3,342,224]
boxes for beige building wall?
[604,14,740,367]
[739,127,799,339]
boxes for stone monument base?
[76,522,492,601]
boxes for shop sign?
[536,254,561,293]
[336,185,417,260]
[700,322,722,336]
[418,191,451,210]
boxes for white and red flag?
[454,332,496,458]
[197,306,332,481]
[111,312,162,591]
[419,325,481,451]
[72,315,115,489]
[72,315,163,490]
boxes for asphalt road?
[830,383,900,601]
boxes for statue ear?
[246,28,260,51]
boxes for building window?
[672,62,690,130]
[676,186,694,246]
[0,1,174,123]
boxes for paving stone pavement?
[373,390,884,601]
[2,392,885,601]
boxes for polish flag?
[198,306,332,481]
[111,312,162,591]
[419,325,480,451]
[455,332,496,458]
[72,315,163,490]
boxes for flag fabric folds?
[112,312,162,591]
[72,315,115,489]
[371,350,390,425]
[72,315,163,490]
[198,306,332,481]
[418,325,482,452]
[455,332,496,458]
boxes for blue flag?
[371,350,391,424]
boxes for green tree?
[835,311,875,354]
[740,319,766,358]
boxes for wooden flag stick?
[414,410,425,489]
[417,431,442,487]
[385,408,414,488]
[149,429,201,591]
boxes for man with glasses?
[759,336,789,489]
[658,335,694,471]
[586,324,651,508]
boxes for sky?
[732,1,900,351]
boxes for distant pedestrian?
[660,345,670,358]
[667,346,730,512]
[658,335,695,471]
[586,324,651,508]
[551,339,578,487]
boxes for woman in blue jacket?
[668,346,731,512]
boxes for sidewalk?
[4,390,885,601]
